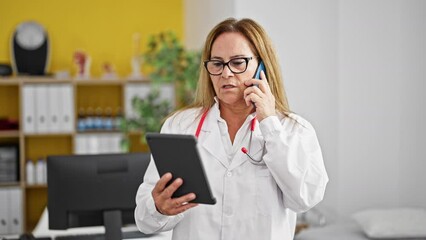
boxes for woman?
[135,18,329,240]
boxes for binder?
[26,160,35,185]
[8,188,22,234]
[98,134,109,153]
[48,84,61,133]
[87,134,99,154]
[60,84,74,133]
[109,133,123,153]
[22,85,36,133]
[0,189,9,235]
[35,84,49,133]
[0,145,18,183]
[74,135,88,154]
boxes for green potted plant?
[121,31,201,151]
[143,31,201,107]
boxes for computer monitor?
[47,153,150,240]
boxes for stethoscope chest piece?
[240,130,266,165]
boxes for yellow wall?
[0,0,183,77]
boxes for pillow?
[352,208,426,239]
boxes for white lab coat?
[135,103,328,240]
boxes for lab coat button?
[226,171,232,177]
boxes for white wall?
[184,0,236,50]
[398,0,426,208]
[184,0,426,219]
[337,0,426,216]
[337,0,402,215]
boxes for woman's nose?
[221,64,234,78]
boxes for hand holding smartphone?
[250,61,266,107]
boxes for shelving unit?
[0,76,153,233]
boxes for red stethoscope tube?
[196,110,264,165]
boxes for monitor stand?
[103,210,122,240]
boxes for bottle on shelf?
[25,160,35,186]
[35,158,47,185]
[85,107,94,131]
[94,107,103,130]
[114,107,123,131]
[77,107,86,132]
[103,107,113,131]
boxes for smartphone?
[252,61,266,89]
[253,61,266,80]
[250,61,266,107]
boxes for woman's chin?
[218,97,247,108]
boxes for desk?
[125,231,171,240]
[32,208,172,240]
[32,229,171,240]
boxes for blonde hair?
[182,18,290,117]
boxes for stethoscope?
[195,110,265,165]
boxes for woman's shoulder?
[168,107,202,122]
[162,107,203,133]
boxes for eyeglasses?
[203,57,253,76]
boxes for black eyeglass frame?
[203,57,254,76]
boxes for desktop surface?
[32,209,173,240]
[54,231,153,240]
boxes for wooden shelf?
[17,76,72,84]
[1,77,152,85]
[74,78,151,86]
[0,78,20,85]
[76,130,122,134]
[25,184,47,189]
[74,79,126,85]
[0,76,155,232]
[0,130,20,138]
[0,182,21,187]
[24,132,74,138]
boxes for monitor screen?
[47,153,150,239]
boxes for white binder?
[60,84,74,133]
[22,85,36,133]
[35,84,49,133]
[87,134,99,154]
[0,189,9,235]
[74,134,88,154]
[98,134,109,154]
[109,133,123,153]
[8,188,22,234]
[48,84,61,133]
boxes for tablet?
[145,132,216,205]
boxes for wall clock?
[11,21,50,75]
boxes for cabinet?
[0,76,155,233]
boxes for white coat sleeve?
[259,114,329,213]
[134,116,185,234]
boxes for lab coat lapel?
[199,117,229,168]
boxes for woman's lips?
[222,84,235,89]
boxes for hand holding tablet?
[146,133,216,206]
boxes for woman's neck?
[220,105,253,121]
[219,101,255,143]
